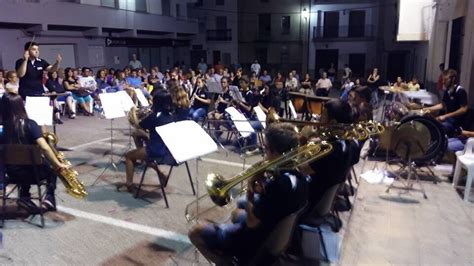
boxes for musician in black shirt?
[15,42,62,99]
[188,78,210,121]
[423,69,468,136]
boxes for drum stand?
[385,141,428,199]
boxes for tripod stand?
[385,140,428,199]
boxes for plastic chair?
[0,144,46,228]
[453,138,474,201]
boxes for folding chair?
[1,144,46,228]
[134,159,195,208]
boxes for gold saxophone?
[128,106,152,129]
[43,132,88,199]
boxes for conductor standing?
[15,41,62,99]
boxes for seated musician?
[299,99,360,208]
[0,93,68,212]
[208,77,233,139]
[422,69,468,137]
[120,90,179,192]
[349,86,373,122]
[259,84,281,114]
[447,110,474,152]
[188,123,308,264]
[168,80,190,121]
[188,77,211,121]
[236,77,263,151]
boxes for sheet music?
[229,86,245,103]
[253,105,267,129]
[225,106,254,138]
[155,120,218,163]
[99,93,126,119]
[25,96,53,126]
[207,80,223,94]
[134,89,150,107]
[117,91,135,112]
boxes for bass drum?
[393,115,447,164]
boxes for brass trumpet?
[185,141,333,222]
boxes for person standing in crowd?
[128,53,142,69]
[342,64,352,85]
[315,72,332,97]
[436,63,445,92]
[327,62,336,82]
[367,67,380,106]
[16,41,62,99]
[423,69,468,137]
[197,58,208,75]
[250,59,261,76]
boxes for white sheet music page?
[117,91,136,112]
[155,120,217,163]
[25,96,53,126]
[225,106,254,138]
[99,93,126,119]
[253,105,267,129]
[134,89,150,107]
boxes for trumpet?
[185,141,333,222]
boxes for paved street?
[0,114,473,265]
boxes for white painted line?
[56,205,190,245]
[68,137,112,150]
[199,157,250,169]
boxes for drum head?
[394,115,447,163]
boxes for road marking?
[57,205,191,246]
[68,137,112,150]
[199,157,250,168]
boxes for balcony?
[206,29,232,41]
[313,25,375,40]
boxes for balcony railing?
[313,25,375,39]
[206,29,232,41]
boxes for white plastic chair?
[453,138,474,202]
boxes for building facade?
[0,0,198,72]
[238,0,310,76]
[309,0,429,86]
[187,0,238,71]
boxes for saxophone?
[43,132,88,199]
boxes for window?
[216,0,225,5]
[323,11,339,37]
[162,0,171,16]
[195,0,203,7]
[100,0,117,8]
[135,0,147,12]
[281,16,290,34]
[258,13,272,37]
[176,3,181,17]
[348,10,366,37]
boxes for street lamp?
[302,8,309,21]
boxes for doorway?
[213,50,221,65]
[190,50,207,70]
[386,52,408,82]
[315,49,338,77]
[348,53,366,78]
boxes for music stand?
[91,92,127,186]
[159,120,217,265]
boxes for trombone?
[185,141,333,222]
